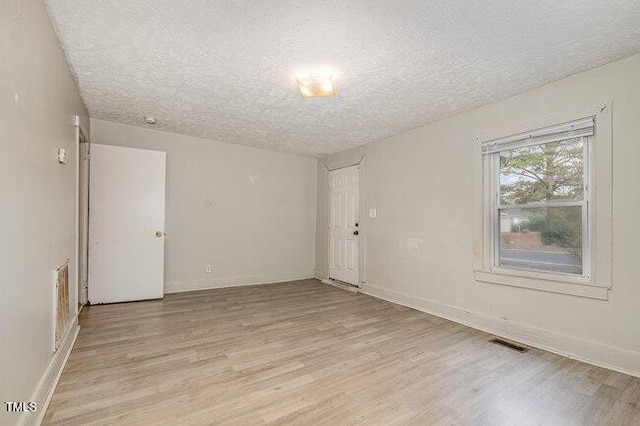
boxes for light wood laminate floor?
[44,279,640,425]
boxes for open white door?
[88,144,166,304]
[329,165,359,285]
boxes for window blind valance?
[482,117,594,155]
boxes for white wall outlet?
[205,265,212,273]
[368,208,377,218]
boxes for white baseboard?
[20,318,80,426]
[164,273,315,294]
[361,283,640,378]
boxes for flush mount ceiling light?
[143,116,157,125]
[294,72,336,98]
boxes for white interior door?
[89,144,166,304]
[329,165,359,285]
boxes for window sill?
[474,269,609,300]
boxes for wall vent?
[54,262,71,351]
[490,337,529,353]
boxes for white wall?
[90,120,317,293]
[1,1,89,424]
[316,54,640,376]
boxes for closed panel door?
[89,144,166,304]
[329,165,359,285]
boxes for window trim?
[473,102,612,300]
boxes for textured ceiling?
[46,1,640,156]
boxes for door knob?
[156,231,164,237]
[353,230,359,236]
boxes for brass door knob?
[156,231,164,237]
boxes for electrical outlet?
[205,265,212,273]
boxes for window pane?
[498,206,583,275]
[499,138,584,205]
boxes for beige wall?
[90,120,317,293]
[1,0,89,424]
[316,54,640,376]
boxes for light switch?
[368,208,377,218]
[57,148,67,164]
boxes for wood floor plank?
[43,279,640,425]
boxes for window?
[474,111,612,300]
[490,122,590,277]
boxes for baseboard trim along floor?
[361,282,640,379]
[22,319,80,426]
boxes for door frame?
[326,158,366,287]
[75,125,90,310]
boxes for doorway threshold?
[322,278,360,293]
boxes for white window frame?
[473,103,612,300]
